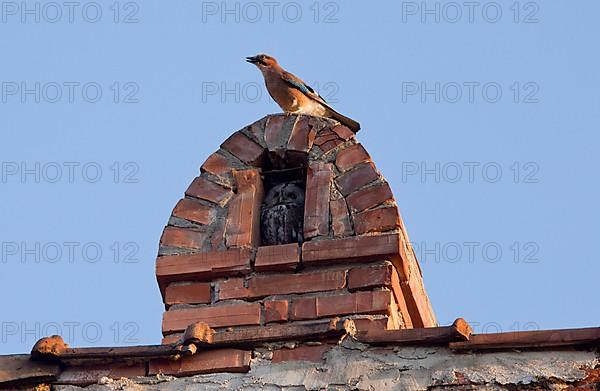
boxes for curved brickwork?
[160,114,400,254]
[156,114,436,340]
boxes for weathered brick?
[348,263,393,290]
[332,124,355,140]
[255,243,300,272]
[304,162,333,239]
[390,263,413,328]
[209,219,226,250]
[330,197,353,237]
[264,114,295,152]
[351,317,389,332]
[399,267,437,328]
[387,293,403,329]
[335,144,371,172]
[160,227,207,250]
[225,169,264,247]
[156,248,252,296]
[186,176,233,206]
[221,131,265,166]
[247,117,268,146]
[321,139,344,153]
[287,116,317,152]
[219,270,347,300]
[264,300,288,323]
[354,207,400,234]
[58,363,146,386]
[314,129,338,145]
[149,349,251,376]
[162,303,261,334]
[201,152,234,177]
[165,283,211,306]
[272,344,332,363]
[302,233,401,267]
[218,278,246,300]
[161,333,182,345]
[335,162,378,196]
[346,183,394,213]
[172,198,216,225]
[291,290,391,320]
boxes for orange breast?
[264,74,311,113]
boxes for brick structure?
[157,114,437,342]
[3,323,600,389]
[1,114,599,390]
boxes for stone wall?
[53,340,600,390]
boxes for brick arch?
[156,114,436,342]
[160,114,400,255]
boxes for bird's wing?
[281,71,330,106]
[282,71,361,132]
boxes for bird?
[260,182,305,245]
[246,54,360,132]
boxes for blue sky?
[1,1,598,354]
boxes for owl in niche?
[261,182,305,246]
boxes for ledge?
[2,321,599,388]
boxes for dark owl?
[260,183,305,245]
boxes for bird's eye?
[289,193,296,199]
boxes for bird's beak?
[246,56,259,64]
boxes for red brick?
[272,344,331,363]
[348,263,393,291]
[165,283,211,306]
[291,291,391,320]
[390,264,413,328]
[218,278,246,300]
[335,144,371,172]
[219,270,347,300]
[264,300,288,323]
[332,124,355,140]
[287,116,317,152]
[320,139,344,153]
[221,131,265,166]
[172,198,216,225]
[264,114,295,151]
[162,303,261,334]
[58,363,146,386]
[351,317,389,332]
[149,349,251,376]
[330,197,353,237]
[160,227,207,250]
[255,243,300,272]
[225,169,264,247]
[335,162,378,196]
[161,334,182,344]
[246,117,267,145]
[354,207,400,234]
[387,293,402,329]
[314,130,338,144]
[399,267,437,328]
[302,233,401,267]
[201,152,233,177]
[304,162,333,239]
[251,270,346,296]
[345,183,394,213]
[156,248,252,296]
[186,176,233,206]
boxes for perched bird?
[246,54,360,132]
[260,182,305,245]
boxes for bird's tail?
[326,108,361,133]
